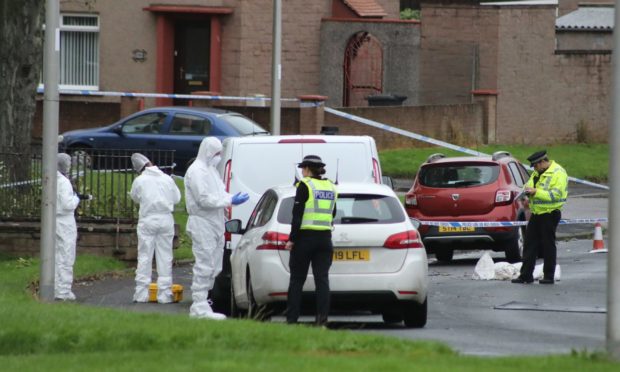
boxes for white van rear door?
[302,142,374,183]
[229,142,302,226]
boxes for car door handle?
[147,140,156,145]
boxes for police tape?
[414,218,608,228]
[324,107,610,191]
[36,88,300,102]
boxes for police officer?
[512,150,568,284]
[285,155,337,325]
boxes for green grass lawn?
[0,254,617,370]
[380,143,609,182]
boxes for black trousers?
[520,209,561,280]
[286,231,333,324]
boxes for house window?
[60,14,99,90]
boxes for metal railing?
[0,148,175,222]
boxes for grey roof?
[482,1,557,6]
[556,6,614,31]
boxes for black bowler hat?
[527,150,547,166]
[298,155,326,168]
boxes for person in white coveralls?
[184,137,248,320]
[129,153,181,303]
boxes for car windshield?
[418,163,499,188]
[277,193,406,225]
[220,114,269,135]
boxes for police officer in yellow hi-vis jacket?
[512,150,568,285]
[285,155,337,325]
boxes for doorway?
[343,32,383,107]
[174,20,211,98]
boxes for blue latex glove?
[231,192,249,205]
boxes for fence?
[0,148,175,222]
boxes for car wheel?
[382,310,403,324]
[435,249,453,262]
[503,226,525,263]
[246,271,271,321]
[402,298,427,328]
[230,281,245,319]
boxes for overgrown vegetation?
[400,8,420,20]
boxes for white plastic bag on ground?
[494,261,519,280]
[472,252,495,280]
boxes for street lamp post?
[39,0,60,302]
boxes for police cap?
[527,150,547,166]
[298,155,326,168]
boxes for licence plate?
[438,226,475,233]
[333,249,370,261]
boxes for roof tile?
[342,0,387,18]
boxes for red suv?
[405,151,530,262]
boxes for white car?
[225,182,429,327]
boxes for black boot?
[511,277,534,284]
[539,278,554,284]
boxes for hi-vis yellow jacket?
[525,160,568,215]
[299,177,337,231]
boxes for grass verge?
[0,255,618,370]
[380,143,609,182]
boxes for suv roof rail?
[425,153,445,163]
[491,151,511,161]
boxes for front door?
[174,20,211,100]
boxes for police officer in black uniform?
[285,155,337,325]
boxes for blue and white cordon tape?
[414,218,608,227]
[36,88,300,103]
[324,107,609,191]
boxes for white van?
[217,134,383,248]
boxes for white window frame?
[59,13,100,90]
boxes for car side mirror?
[225,219,244,234]
[112,124,124,136]
[382,176,394,190]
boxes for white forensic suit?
[55,154,80,300]
[185,137,234,319]
[129,161,181,303]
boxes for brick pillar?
[471,90,498,144]
[120,96,142,118]
[298,95,328,134]
[191,91,221,108]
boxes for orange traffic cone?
[589,223,608,253]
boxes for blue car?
[59,107,269,174]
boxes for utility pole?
[270,0,282,135]
[39,0,60,302]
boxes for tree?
[0,0,44,154]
